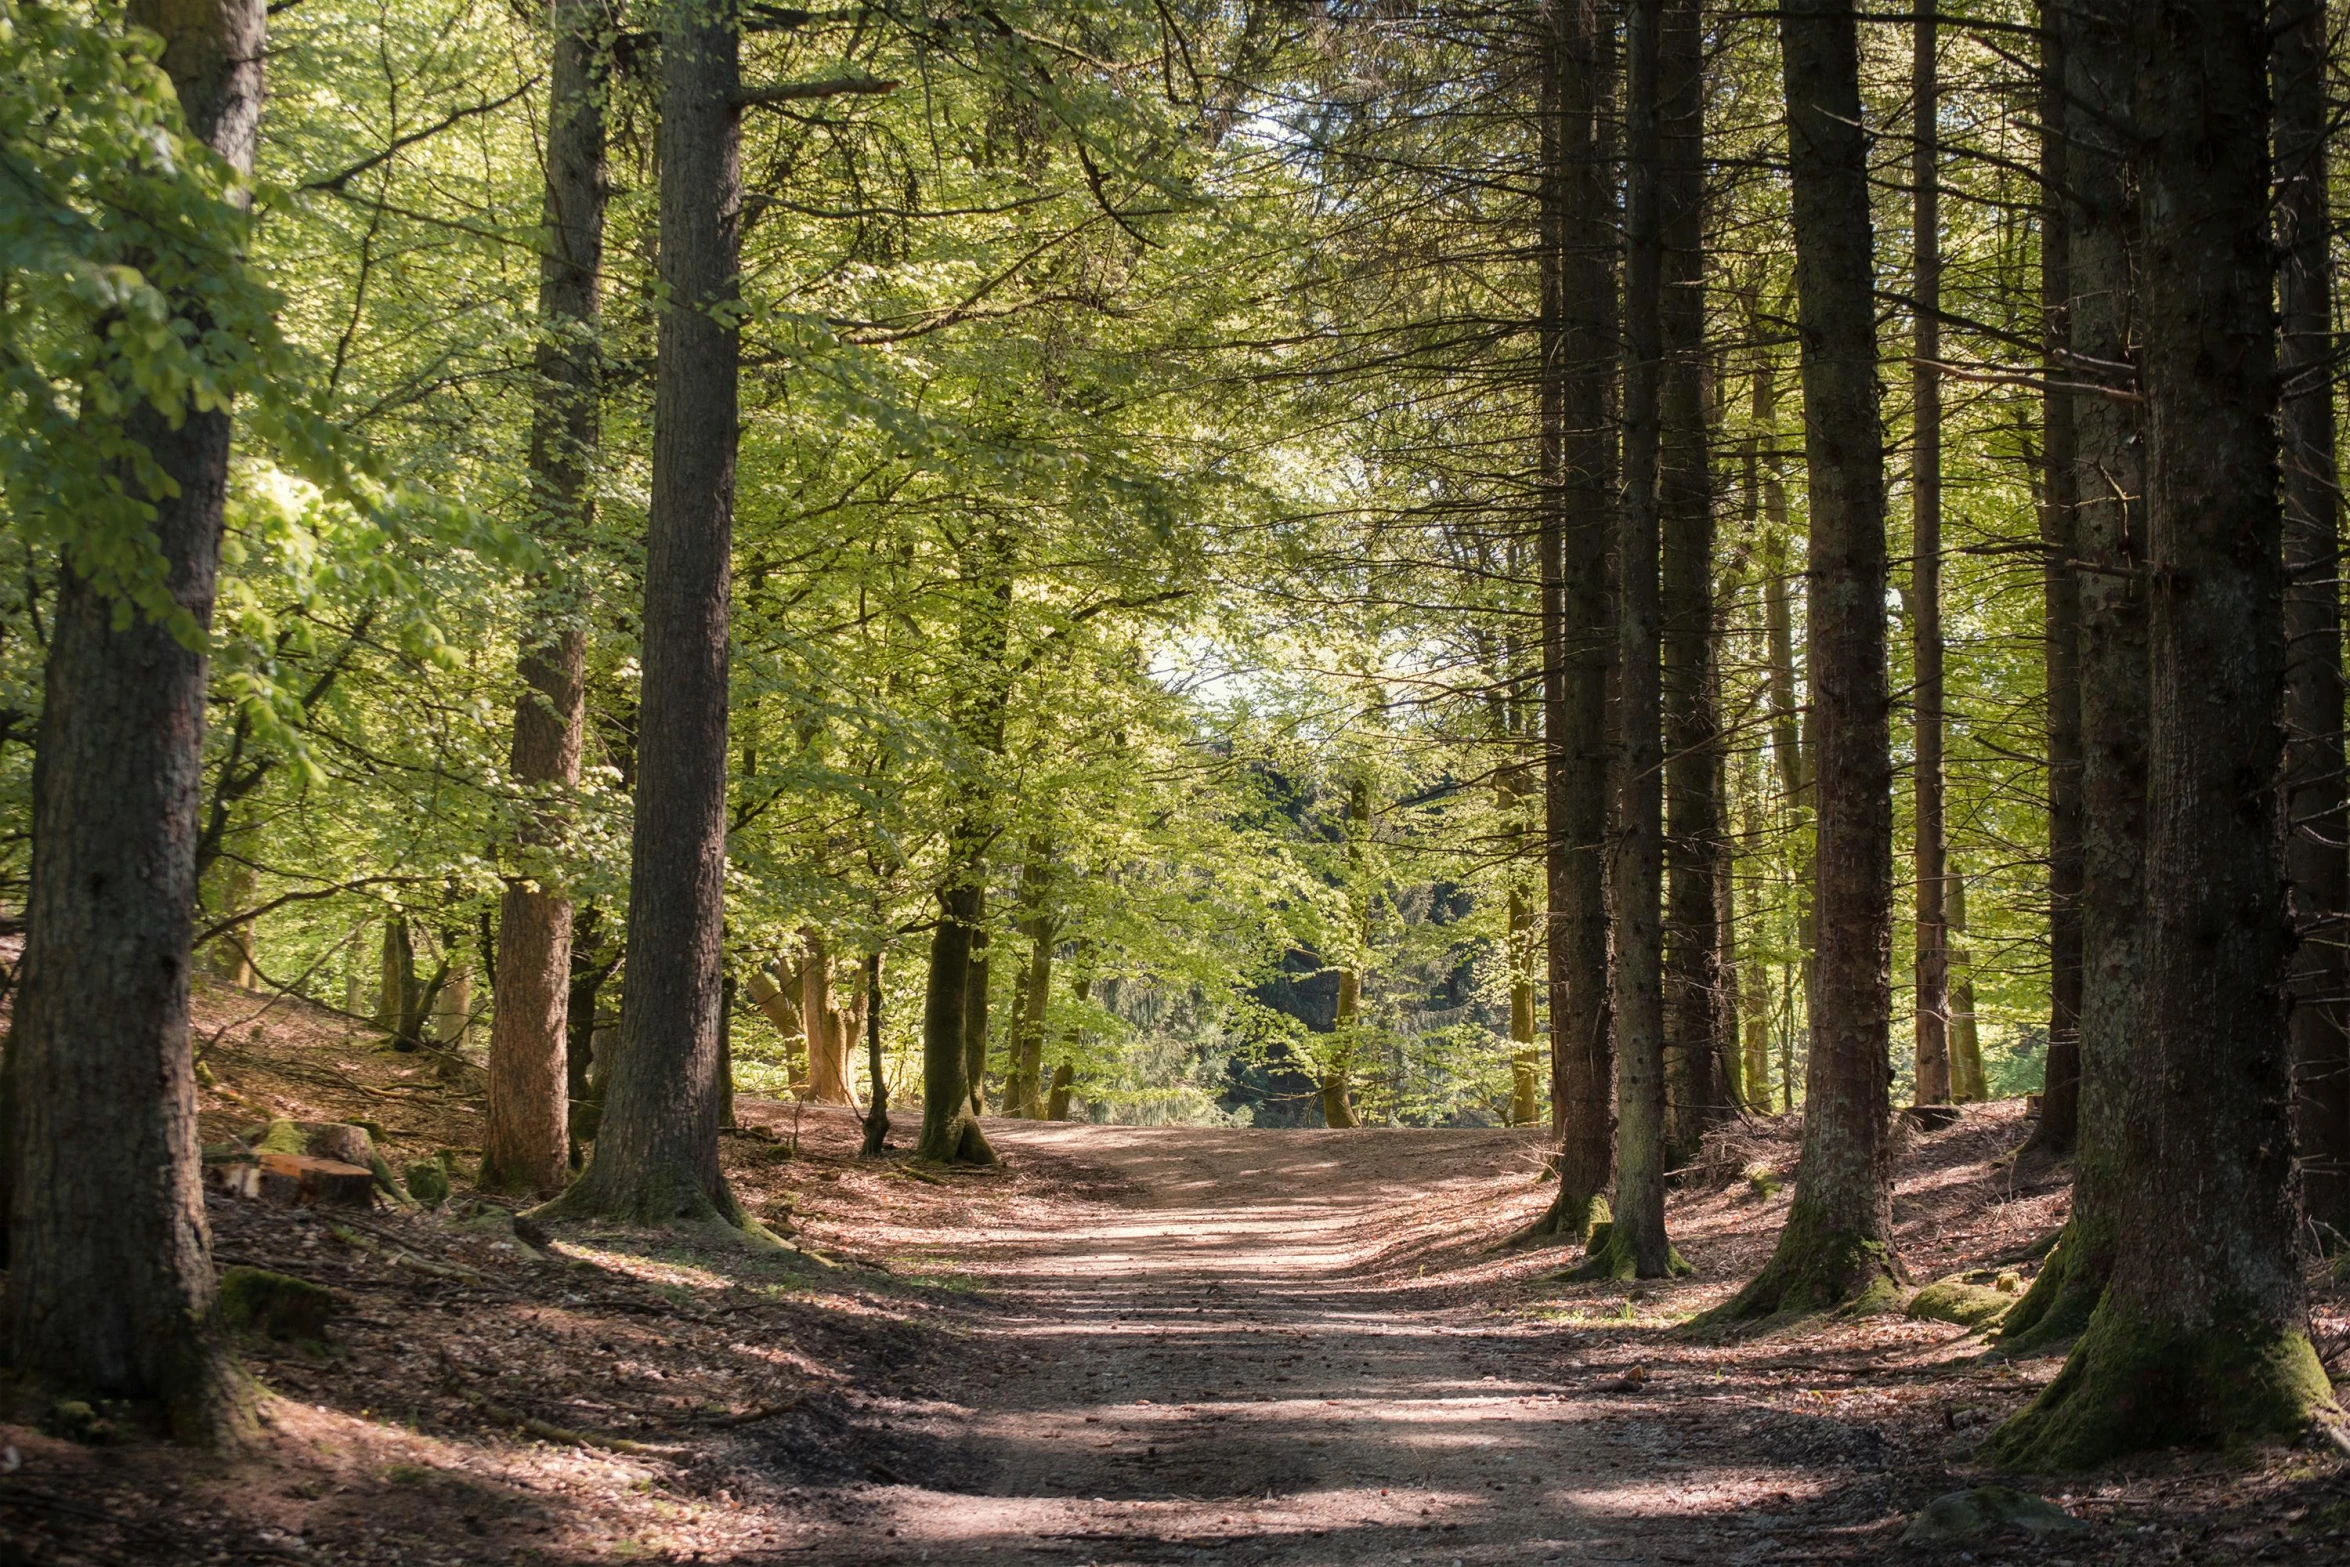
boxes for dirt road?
[809,1122,1812,1566]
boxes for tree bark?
[541,0,746,1229]
[7,0,266,1443]
[1713,0,1900,1320]
[2007,0,2143,1324]
[1909,7,1951,1109]
[1659,0,1724,1160]
[795,933,842,1103]
[1993,0,2330,1460]
[1322,776,1369,1129]
[1593,0,1678,1283]
[2276,0,2350,1240]
[1009,852,1056,1119]
[918,878,996,1163]
[1536,0,1618,1243]
[2029,0,2086,1145]
[963,903,991,1115]
[1945,869,1986,1099]
[484,0,608,1198]
[860,950,891,1155]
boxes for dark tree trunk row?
[2027,0,2085,1158]
[1596,0,1674,1280]
[1994,0,2329,1461]
[1909,8,1950,1110]
[1538,0,1619,1243]
[2275,0,2350,1240]
[1658,0,1726,1162]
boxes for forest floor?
[6,983,2350,1565]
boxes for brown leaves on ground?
[1,982,2346,1565]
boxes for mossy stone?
[1908,1278,2014,1328]
[1901,1486,2087,1545]
[43,1399,119,1445]
[405,1159,452,1205]
[218,1266,333,1343]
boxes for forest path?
[813,1122,1786,1566]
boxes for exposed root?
[1994,1219,2103,1355]
[1986,1295,2335,1469]
[1570,1218,1692,1282]
[1697,1208,1904,1330]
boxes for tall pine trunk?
[1595,0,1676,1280]
[484,0,608,1195]
[2276,0,2350,1239]
[1659,0,1723,1160]
[2030,0,2086,1146]
[7,0,267,1442]
[1713,0,1899,1320]
[1536,0,1618,1243]
[1992,0,2329,1461]
[542,0,747,1229]
[2002,0,2144,1341]
[1909,8,1950,1108]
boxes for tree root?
[1570,1219,1693,1282]
[914,1111,996,1167]
[1697,1209,1903,1329]
[1985,1295,2334,1468]
[1993,1219,2103,1355]
[1506,1189,1608,1250]
[439,1359,681,1457]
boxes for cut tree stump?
[243,1151,376,1212]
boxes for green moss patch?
[1908,1279,2014,1328]
[1987,1294,2333,1469]
[218,1266,334,1344]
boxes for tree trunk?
[963,905,990,1115]
[1012,900,1055,1119]
[860,950,891,1156]
[800,932,855,1105]
[380,915,414,1035]
[433,959,474,1053]
[918,878,996,1163]
[1992,0,2329,1459]
[1738,769,1777,1109]
[206,854,258,988]
[1909,7,1951,1110]
[483,0,607,1198]
[1659,0,1723,1162]
[1945,870,1985,1099]
[1536,0,1617,1243]
[7,0,266,1443]
[1757,366,1816,1020]
[1045,1059,1075,1122]
[1322,776,1369,1129]
[1713,0,1900,1320]
[1590,0,1679,1284]
[2006,0,2144,1328]
[1508,885,1541,1125]
[746,959,804,1066]
[541,0,746,1230]
[2276,0,2350,1240]
[2030,0,2086,1150]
